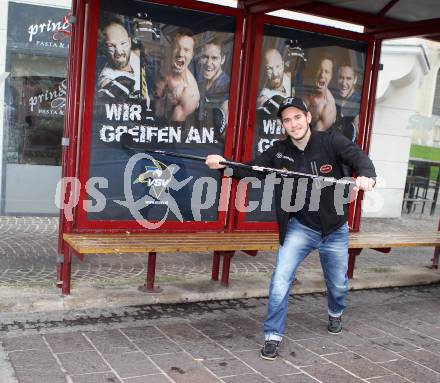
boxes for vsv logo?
[145,178,170,188]
[135,159,172,199]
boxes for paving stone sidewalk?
[0,211,438,287]
[1,284,439,383]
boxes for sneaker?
[328,315,342,334]
[260,340,281,360]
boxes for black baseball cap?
[277,97,309,118]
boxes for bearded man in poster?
[97,18,146,103]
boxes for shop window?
[7,54,66,165]
[4,2,71,167]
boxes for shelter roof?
[239,0,440,41]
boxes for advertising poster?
[247,24,368,222]
[88,0,236,223]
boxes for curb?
[0,266,439,314]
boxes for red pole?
[212,251,221,280]
[220,251,235,286]
[146,252,157,291]
[353,39,382,232]
[348,39,375,230]
[433,219,440,269]
[226,13,260,231]
[58,0,87,252]
[61,249,72,295]
[139,252,163,293]
[363,40,383,155]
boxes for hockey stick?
[120,133,354,185]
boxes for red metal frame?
[234,13,375,231]
[58,0,387,242]
[232,14,276,231]
[347,38,377,230]
[347,39,382,275]
[377,0,400,18]
[67,0,245,232]
[226,13,260,231]
[58,0,88,251]
[58,0,92,290]
[352,39,382,232]
[433,219,440,269]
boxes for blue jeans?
[264,218,349,341]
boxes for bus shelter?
[57,0,440,292]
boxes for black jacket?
[231,130,376,245]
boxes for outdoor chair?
[403,163,432,214]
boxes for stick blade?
[120,132,134,150]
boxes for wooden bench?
[59,232,280,295]
[347,232,440,277]
[59,231,440,295]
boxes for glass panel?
[7,54,66,166]
[87,0,236,223]
[246,24,368,222]
[360,39,440,273]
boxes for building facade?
[0,0,71,215]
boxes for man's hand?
[205,155,227,170]
[354,176,375,192]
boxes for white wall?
[416,39,440,117]
[412,40,440,147]
[5,164,62,214]
[365,40,430,218]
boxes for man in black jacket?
[205,97,376,360]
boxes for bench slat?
[349,232,440,248]
[63,232,279,253]
[63,231,440,254]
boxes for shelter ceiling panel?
[320,0,390,15]
[243,0,440,25]
[386,0,440,22]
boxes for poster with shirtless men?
[88,0,235,222]
[249,25,368,222]
[253,26,367,157]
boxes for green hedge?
[410,145,440,181]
